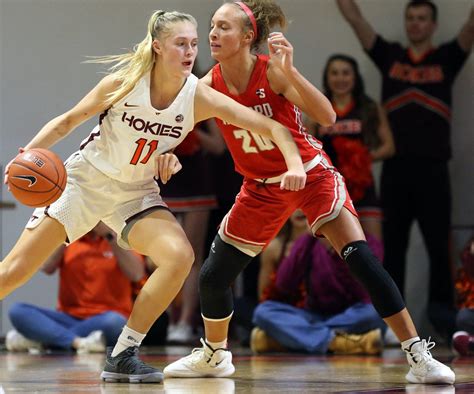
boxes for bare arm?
[371,105,395,161]
[336,0,377,51]
[267,33,336,126]
[197,71,230,155]
[93,223,145,282]
[4,75,120,184]
[41,245,66,275]
[195,82,306,191]
[24,75,120,150]
[457,7,474,52]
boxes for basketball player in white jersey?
[1,10,307,383]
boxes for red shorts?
[218,153,357,256]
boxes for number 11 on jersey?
[130,138,159,165]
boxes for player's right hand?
[3,147,25,187]
[280,168,307,191]
[155,153,182,184]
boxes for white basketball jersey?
[80,73,198,184]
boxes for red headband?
[235,2,258,38]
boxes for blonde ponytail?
[87,10,197,105]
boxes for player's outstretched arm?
[458,6,474,52]
[336,0,377,51]
[24,75,120,151]
[3,75,120,185]
[194,82,306,191]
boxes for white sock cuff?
[401,336,420,350]
[205,338,227,350]
[122,325,146,344]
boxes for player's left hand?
[4,147,25,188]
[268,32,294,73]
[280,169,307,191]
[155,153,182,184]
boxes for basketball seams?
[8,148,67,207]
[9,182,61,207]
[25,149,60,185]
[37,149,67,191]
[36,149,61,185]
[9,162,57,192]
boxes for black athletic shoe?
[100,346,163,383]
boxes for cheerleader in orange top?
[316,54,395,241]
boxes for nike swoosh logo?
[12,175,37,187]
[124,102,139,108]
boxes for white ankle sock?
[401,336,420,351]
[206,338,227,350]
[111,326,146,357]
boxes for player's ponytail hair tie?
[235,2,258,38]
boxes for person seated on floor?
[251,231,386,355]
[232,210,310,346]
[6,222,146,354]
[452,235,474,356]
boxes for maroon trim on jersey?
[407,46,435,64]
[384,88,451,122]
[333,99,356,119]
[79,130,101,150]
[124,205,170,225]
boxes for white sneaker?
[76,330,106,354]
[5,330,42,353]
[403,338,455,384]
[167,322,194,344]
[164,338,235,378]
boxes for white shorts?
[26,151,167,249]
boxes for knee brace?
[341,241,405,318]
[199,235,253,319]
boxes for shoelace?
[189,338,215,364]
[190,338,231,366]
[407,338,436,370]
[116,347,155,373]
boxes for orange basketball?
[8,148,67,207]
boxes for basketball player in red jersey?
[1,9,307,383]
[164,1,455,385]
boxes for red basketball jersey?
[212,55,322,180]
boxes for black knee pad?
[199,235,253,319]
[341,241,405,318]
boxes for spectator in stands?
[337,0,473,335]
[6,222,145,353]
[252,219,385,355]
[314,54,394,241]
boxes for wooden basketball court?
[0,345,473,393]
